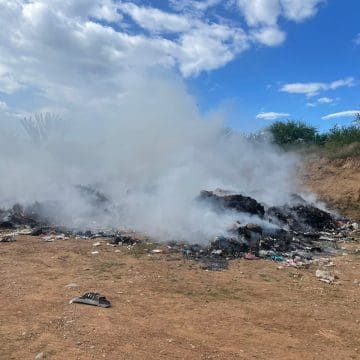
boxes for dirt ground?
[1,235,360,360]
[303,156,360,220]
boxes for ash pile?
[182,189,358,268]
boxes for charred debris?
[1,186,358,270]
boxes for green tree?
[268,120,317,147]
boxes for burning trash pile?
[0,187,359,270]
[181,189,358,269]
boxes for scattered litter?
[0,236,15,242]
[244,252,260,260]
[270,255,284,262]
[284,257,311,268]
[351,223,359,230]
[70,292,111,308]
[35,352,45,360]
[108,235,137,246]
[56,234,69,240]
[65,283,79,289]
[91,251,99,255]
[151,249,163,254]
[324,261,335,268]
[93,242,101,247]
[11,228,32,235]
[315,269,336,284]
[41,236,54,242]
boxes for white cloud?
[28,0,123,22]
[177,24,248,76]
[281,0,324,22]
[0,0,252,85]
[329,78,354,89]
[0,65,22,94]
[317,97,334,104]
[0,100,8,111]
[237,0,281,26]
[236,0,323,46]
[281,82,326,96]
[237,0,323,25]
[118,3,249,76]
[256,111,290,120]
[170,0,222,12]
[322,110,360,120]
[280,77,355,97]
[120,3,192,33]
[0,0,327,114]
[251,26,286,46]
[354,33,360,45]
[307,97,335,107]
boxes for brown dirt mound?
[303,156,360,220]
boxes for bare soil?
[1,235,360,360]
[303,156,360,220]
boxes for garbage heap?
[1,188,358,268]
[182,189,358,267]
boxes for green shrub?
[268,120,317,147]
[314,133,329,146]
[326,125,360,146]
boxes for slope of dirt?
[1,235,360,360]
[303,156,360,220]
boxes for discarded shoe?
[70,292,111,308]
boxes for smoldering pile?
[1,186,358,269]
[182,189,359,269]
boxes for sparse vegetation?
[326,124,360,146]
[267,114,360,158]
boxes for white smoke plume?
[0,72,299,243]
[0,0,304,243]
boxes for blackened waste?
[1,187,357,269]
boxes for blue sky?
[189,0,360,132]
[0,0,359,133]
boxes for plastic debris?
[244,252,260,260]
[70,292,111,308]
[0,235,16,242]
[270,255,284,262]
[65,283,79,289]
[41,236,54,242]
[315,269,336,284]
